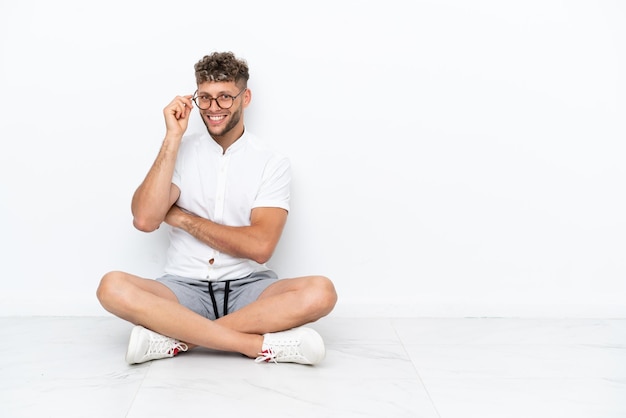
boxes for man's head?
[193,52,251,142]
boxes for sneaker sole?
[125,325,145,364]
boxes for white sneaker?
[255,326,325,365]
[125,325,188,365]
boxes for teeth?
[209,115,225,121]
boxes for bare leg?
[215,275,338,334]
[96,271,263,358]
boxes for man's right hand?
[163,95,194,137]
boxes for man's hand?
[163,95,194,137]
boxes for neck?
[211,125,245,153]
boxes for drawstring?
[223,280,230,317]
[207,280,231,319]
[207,283,219,319]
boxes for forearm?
[131,135,181,231]
[166,206,280,264]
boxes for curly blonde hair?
[194,51,249,87]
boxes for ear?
[242,88,252,108]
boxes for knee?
[306,275,338,317]
[96,271,128,310]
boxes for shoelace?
[147,334,188,356]
[255,342,304,363]
[255,347,280,363]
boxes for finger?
[164,96,192,121]
[179,103,190,120]
[181,96,194,115]
[177,96,194,119]
[170,98,186,120]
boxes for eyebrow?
[196,90,235,96]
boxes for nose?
[208,98,222,111]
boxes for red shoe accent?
[260,349,272,362]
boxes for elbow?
[252,241,275,265]
[133,216,160,233]
[254,254,272,265]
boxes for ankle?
[245,334,265,358]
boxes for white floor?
[1,316,625,418]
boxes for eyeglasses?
[192,87,247,110]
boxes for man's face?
[194,81,249,138]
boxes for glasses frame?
[192,87,247,110]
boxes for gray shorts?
[156,270,278,320]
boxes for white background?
[1,0,624,317]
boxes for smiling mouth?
[208,115,226,121]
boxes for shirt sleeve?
[253,154,291,212]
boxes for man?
[97,51,337,366]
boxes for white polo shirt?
[164,130,291,281]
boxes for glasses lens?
[216,96,233,109]
[193,95,210,109]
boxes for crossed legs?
[96,271,337,359]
